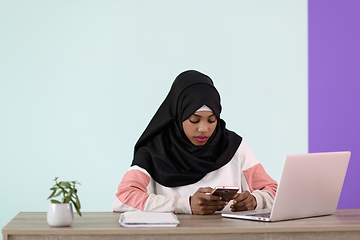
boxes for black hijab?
[131,70,242,187]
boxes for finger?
[233,191,250,203]
[231,198,252,209]
[199,195,228,207]
[197,187,214,194]
[232,195,250,206]
[205,194,224,202]
[192,200,227,215]
[196,188,220,200]
[231,195,256,211]
[232,193,240,200]
[193,191,225,203]
[198,188,225,201]
[238,195,253,206]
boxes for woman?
[113,70,277,214]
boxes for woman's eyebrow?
[192,113,215,118]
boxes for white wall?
[0,0,307,233]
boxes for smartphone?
[211,186,240,202]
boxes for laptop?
[222,151,351,222]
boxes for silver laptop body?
[222,151,351,222]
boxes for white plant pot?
[47,202,74,227]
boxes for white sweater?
[113,140,277,214]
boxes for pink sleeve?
[115,169,150,211]
[243,163,278,197]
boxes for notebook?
[222,151,351,222]
[119,211,179,227]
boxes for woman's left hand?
[230,190,257,212]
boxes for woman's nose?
[198,122,208,133]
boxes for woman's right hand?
[190,187,228,215]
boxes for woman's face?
[182,111,217,146]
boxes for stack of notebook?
[119,211,180,227]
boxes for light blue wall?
[0,0,307,233]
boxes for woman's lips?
[195,136,208,143]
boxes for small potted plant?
[47,177,81,227]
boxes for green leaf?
[73,199,80,210]
[75,206,82,216]
[56,183,65,191]
[47,190,56,200]
[51,199,61,203]
[63,196,71,203]
[69,188,75,196]
[54,191,62,198]
[75,194,81,209]
[59,182,71,188]
[71,199,82,216]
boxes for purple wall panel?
[309,0,360,209]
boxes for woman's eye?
[208,117,217,123]
[189,119,199,123]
